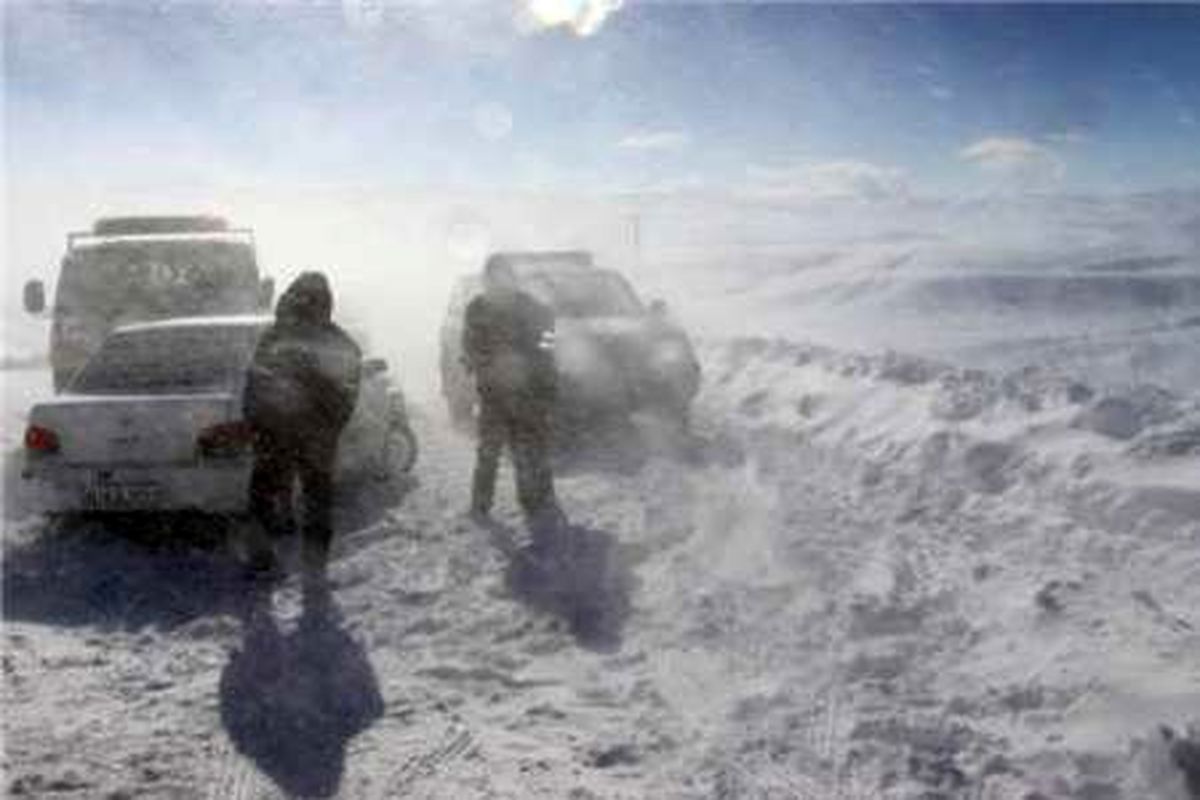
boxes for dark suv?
[440,251,701,432]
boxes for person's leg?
[246,431,295,572]
[513,404,561,530]
[250,431,299,539]
[298,437,337,581]
[471,394,506,517]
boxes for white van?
[23,216,274,391]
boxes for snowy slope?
[4,348,1199,798]
[4,191,1199,798]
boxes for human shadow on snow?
[484,516,636,653]
[219,582,383,799]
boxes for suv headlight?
[556,335,597,374]
[650,339,692,369]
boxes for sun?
[524,0,623,37]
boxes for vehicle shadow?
[2,449,37,522]
[484,516,636,653]
[219,583,383,799]
[2,514,250,631]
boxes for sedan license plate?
[83,480,161,510]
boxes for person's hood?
[276,271,332,327]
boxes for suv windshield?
[71,325,263,395]
[528,271,642,318]
[57,240,259,326]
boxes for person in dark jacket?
[243,271,361,581]
[463,256,561,532]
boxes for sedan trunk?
[28,394,239,466]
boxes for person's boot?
[246,552,278,582]
[468,501,491,524]
[300,536,329,591]
[300,579,334,629]
[242,519,279,582]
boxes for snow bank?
[701,335,1200,540]
[687,336,1200,796]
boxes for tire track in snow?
[207,736,271,800]
[379,726,474,796]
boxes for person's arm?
[529,297,557,401]
[241,327,278,426]
[315,329,361,431]
[341,338,362,425]
[535,300,555,354]
[461,297,486,373]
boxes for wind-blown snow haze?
[4,3,1200,799]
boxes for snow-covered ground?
[4,191,1200,798]
[4,362,1198,798]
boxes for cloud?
[341,0,386,31]
[959,136,1065,180]
[1044,130,1088,145]
[620,173,707,197]
[521,0,624,37]
[617,130,690,152]
[744,160,909,201]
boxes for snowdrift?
[687,335,1200,797]
[703,335,1200,540]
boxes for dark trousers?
[471,391,556,519]
[249,429,338,570]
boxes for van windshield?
[71,325,263,395]
[56,240,260,326]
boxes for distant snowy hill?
[633,189,1200,395]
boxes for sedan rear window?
[70,326,262,395]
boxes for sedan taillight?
[197,421,254,458]
[25,424,60,454]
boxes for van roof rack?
[68,215,254,250]
[94,216,229,236]
[491,250,595,273]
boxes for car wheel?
[377,421,418,479]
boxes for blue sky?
[6,1,1200,198]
